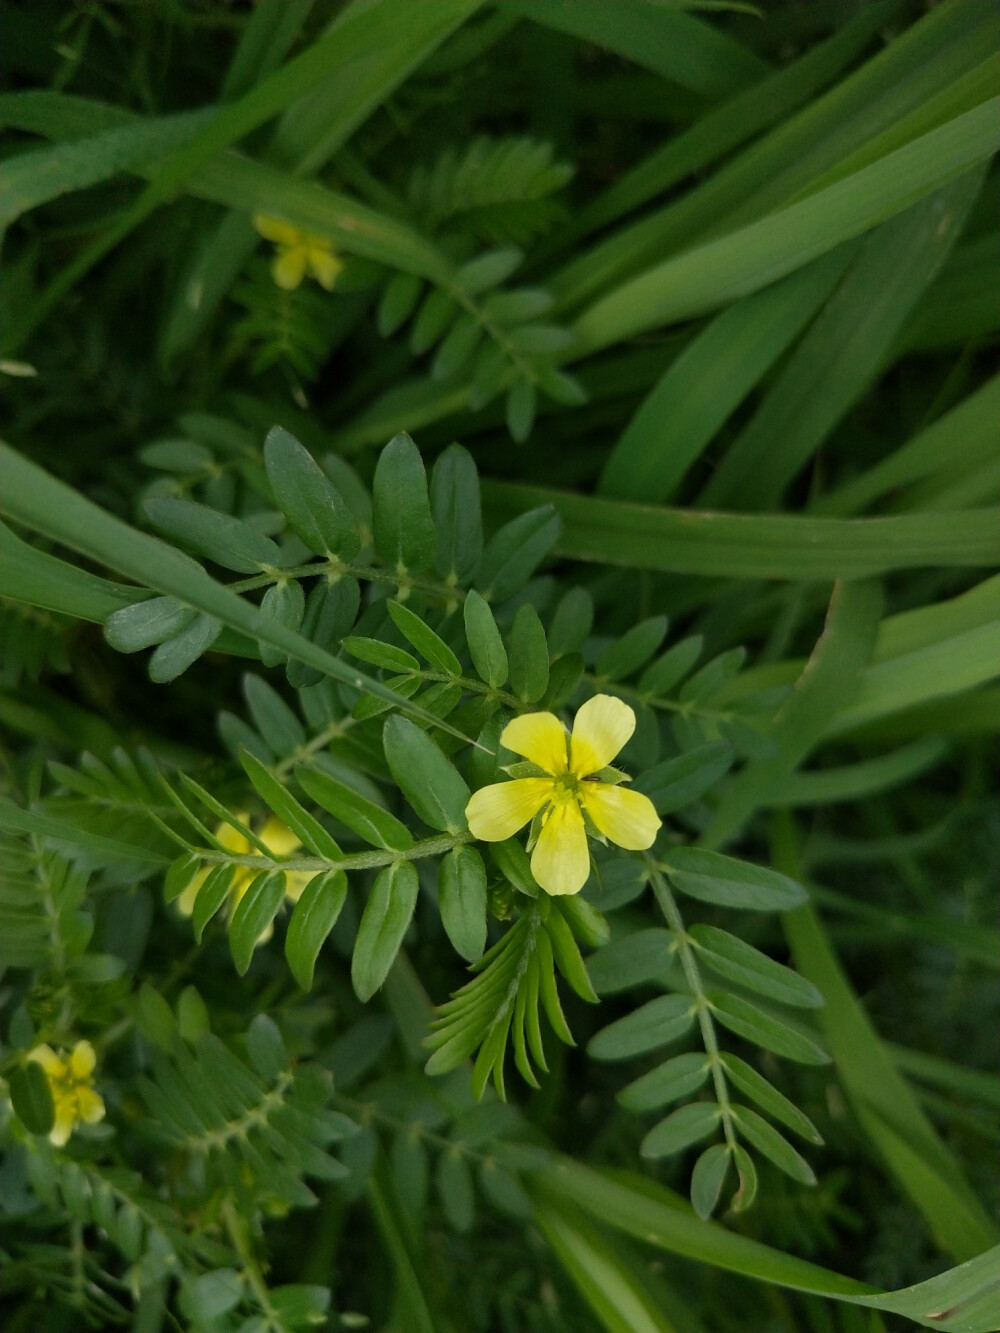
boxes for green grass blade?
[569,1,903,240]
[598,244,855,502]
[482,482,1000,580]
[573,99,1000,352]
[779,858,998,1260]
[533,1197,684,1333]
[497,0,769,97]
[698,168,987,509]
[552,0,999,314]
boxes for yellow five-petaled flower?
[466,695,660,897]
[27,1040,106,1147]
[253,214,343,291]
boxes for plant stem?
[645,856,737,1152]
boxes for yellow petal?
[273,246,307,290]
[500,712,569,775]
[27,1044,64,1078]
[216,817,253,856]
[570,694,636,776]
[253,214,301,245]
[76,1087,106,1125]
[530,797,590,896]
[176,866,208,916]
[307,246,342,291]
[70,1040,96,1080]
[260,818,302,859]
[466,778,551,842]
[50,1096,77,1147]
[284,871,313,903]
[580,783,660,850]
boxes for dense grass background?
[0,2,997,1331]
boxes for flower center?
[553,772,580,800]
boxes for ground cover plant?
[0,1,997,1330]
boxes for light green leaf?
[438,846,488,962]
[464,589,509,688]
[430,443,483,583]
[508,603,549,703]
[688,924,822,1008]
[382,714,470,833]
[285,870,348,991]
[352,861,419,1002]
[707,991,829,1065]
[662,848,805,911]
[239,749,342,860]
[588,995,694,1061]
[263,425,359,559]
[372,432,437,575]
[296,766,413,851]
[387,601,463,676]
[641,1102,721,1159]
[144,497,285,574]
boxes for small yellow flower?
[177,814,312,940]
[27,1040,105,1147]
[253,214,343,291]
[466,695,661,897]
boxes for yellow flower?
[253,214,343,291]
[27,1040,105,1147]
[466,695,661,896]
[177,814,313,940]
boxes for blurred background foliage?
[0,1,997,1331]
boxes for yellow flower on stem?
[466,695,661,896]
[252,214,343,291]
[177,814,313,940]
[27,1040,105,1147]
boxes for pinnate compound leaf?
[387,600,462,675]
[229,870,286,975]
[144,497,284,573]
[296,766,413,851]
[372,432,436,574]
[640,1102,721,1159]
[430,443,483,583]
[708,991,829,1065]
[285,870,347,991]
[382,714,470,833]
[588,994,694,1061]
[662,847,806,911]
[438,846,488,962]
[464,590,508,687]
[352,861,419,1002]
[264,426,359,558]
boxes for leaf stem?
[197,829,473,876]
[645,856,737,1153]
